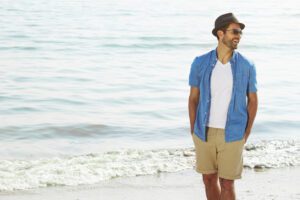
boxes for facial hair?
[222,36,238,50]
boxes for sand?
[1,167,299,200]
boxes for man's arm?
[244,92,258,142]
[188,87,200,135]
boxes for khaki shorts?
[192,127,245,180]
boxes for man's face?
[220,23,242,50]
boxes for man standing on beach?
[188,13,258,200]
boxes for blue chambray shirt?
[189,48,257,142]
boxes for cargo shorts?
[192,126,245,180]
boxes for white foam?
[0,139,299,192]
[243,139,300,169]
[0,148,195,191]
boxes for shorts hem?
[218,174,242,180]
[195,168,217,175]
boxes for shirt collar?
[211,47,237,64]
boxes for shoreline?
[1,167,299,200]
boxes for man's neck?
[216,45,234,64]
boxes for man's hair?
[216,24,230,40]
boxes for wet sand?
[1,167,299,200]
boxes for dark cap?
[212,13,245,37]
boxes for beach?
[1,167,300,200]
[1,0,300,199]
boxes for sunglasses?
[226,29,243,35]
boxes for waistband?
[206,126,225,132]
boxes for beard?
[222,37,238,50]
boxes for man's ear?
[217,30,224,39]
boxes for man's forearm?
[245,99,258,137]
[188,99,199,134]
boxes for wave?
[100,42,212,49]
[243,139,300,169]
[0,124,112,140]
[0,124,187,140]
[0,139,299,192]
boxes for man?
[188,13,258,200]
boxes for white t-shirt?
[207,60,233,129]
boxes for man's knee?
[219,178,234,191]
[202,173,218,186]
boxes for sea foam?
[0,139,299,192]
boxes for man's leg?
[202,173,221,200]
[219,178,235,200]
[216,129,244,200]
[192,128,219,199]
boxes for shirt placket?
[203,57,218,140]
[224,59,236,141]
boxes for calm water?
[0,0,299,191]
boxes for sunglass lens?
[233,29,242,35]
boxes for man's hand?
[243,131,250,143]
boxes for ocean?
[0,0,299,192]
